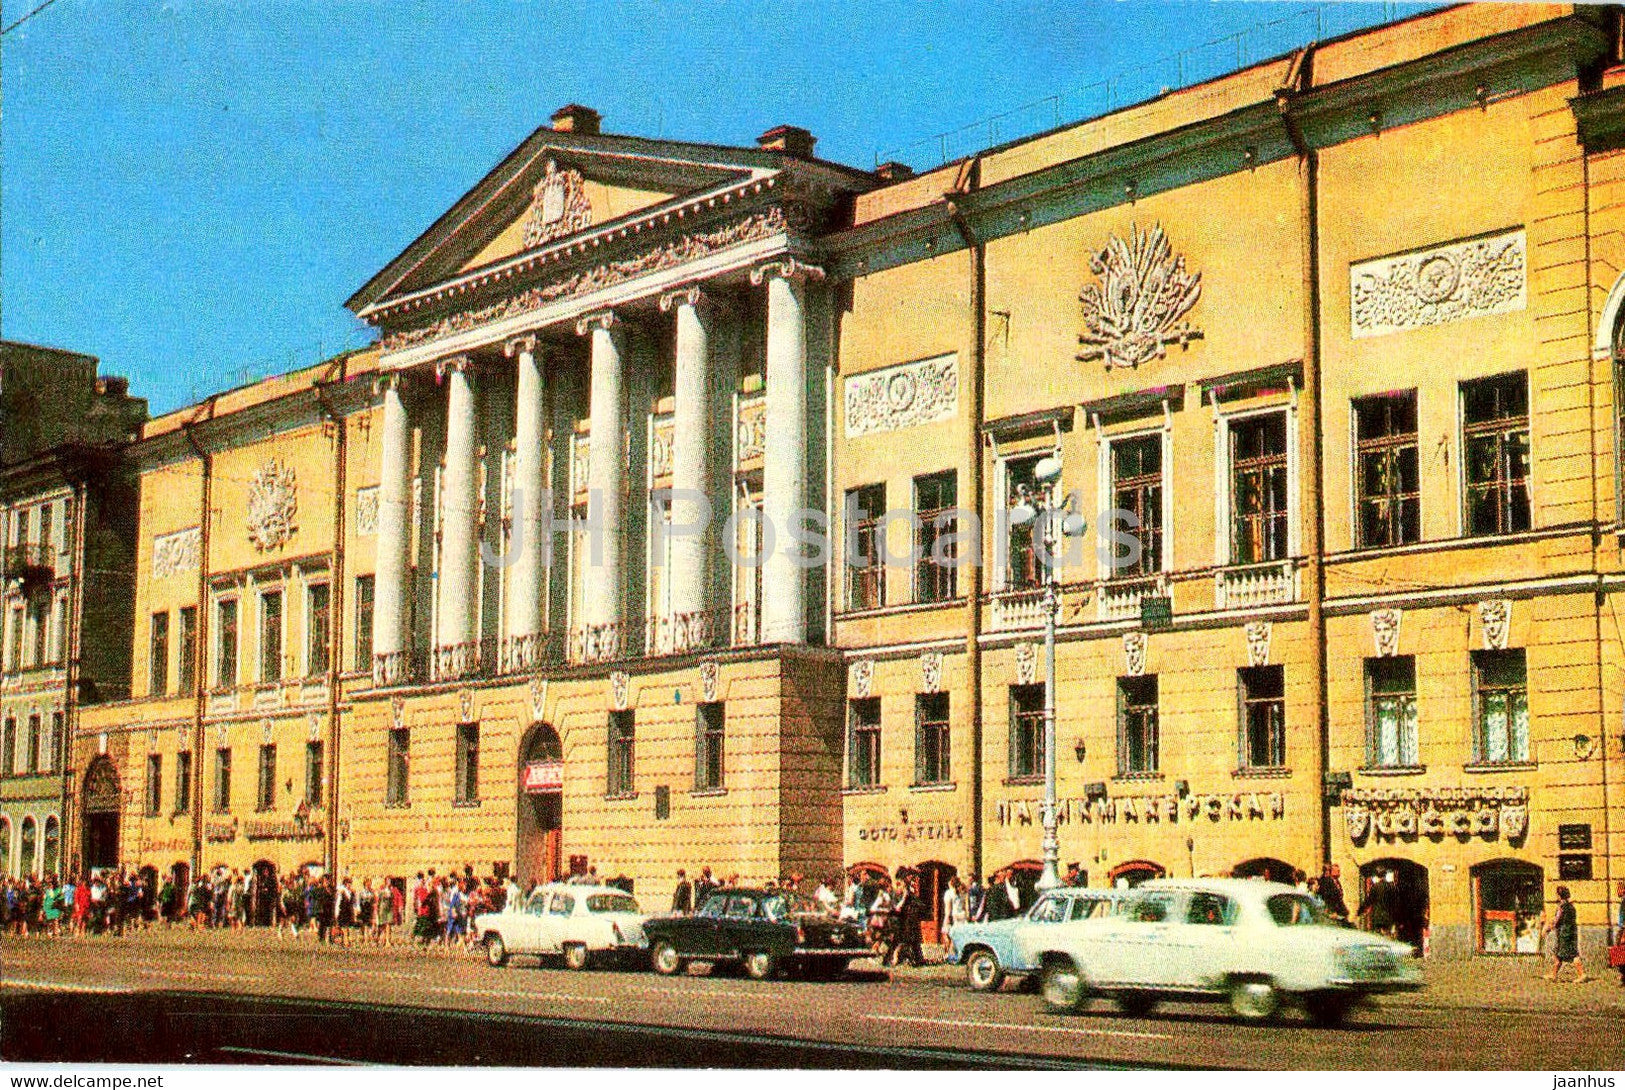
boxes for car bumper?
[793,947,869,958]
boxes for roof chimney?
[551,104,601,135]
[756,125,817,159]
[875,161,915,182]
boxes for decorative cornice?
[381,207,787,356]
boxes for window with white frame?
[1229,412,1290,565]
[1107,433,1165,577]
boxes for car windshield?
[1027,895,1066,923]
[760,893,819,922]
[1267,893,1329,927]
[586,893,638,914]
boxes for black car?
[643,888,870,980]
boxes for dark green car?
[644,888,870,981]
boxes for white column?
[436,355,479,664]
[578,311,627,636]
[751,258,823,644]
[506,334,547,667]
[660,285,716,637]
[373,373,412,679]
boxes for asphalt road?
[3,932,1621,1069]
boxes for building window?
[45,712,61,773]
[41,816,58,877]
[353,575,375,671]
[1239,665,1286,769]
[914,471,957,603]
[51,597,65,665]
[259,589,283,682]
[149,612,170,696]
[695,702,725,792]
[305,740,324,806]
[1473,649,1528,763]
[178,606,198,694]
[7,605,21,670]
[847,697,881,788]
[1003,454,1044,590]
[1474,859,1544,955]
[1110,434,1164,576]
[385,728,410,807]
[175,751,192,814]
[145,754,162,816]
[1,717,14,776]
[24,714,40,774]
[1009,684,1044,780]
[1117,675,1159,775]
[1366,656,1418,768]
[215,599,238,688]
[256,743,276,812]
[915,692,951,785]
[212,747,232,812]
[1231,413,1289,564]
[1463,372,1530,537]
[306,583,331,677]
[607,710,635,796]
[1353,392,1420,548]
[454,722,480,804]
[845,484,886,611]
[28,595,47,667]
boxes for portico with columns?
[336,105,866,890]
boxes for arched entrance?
[1232,856,1299,885]
[1359,858,1429,954]
[515,724,563,886]
[81,756,121,870]
[1472,858,1543,955]
[252,860,279,926]
[1108,859,1166,888]
[913,860,956,945]
[847,861,890,885]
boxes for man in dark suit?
[671,869,693,914]
[984,873,1027,921]
[693,867,716,911]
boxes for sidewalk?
[892,943,1625,1016]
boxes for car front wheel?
[965,949,1005,993]
[1040,958,1088,1013]
[485,934,508,968]
[563,942,590,971]
[651,940,686,976]
[743,950,778,980]
[1228,977,1280,1022]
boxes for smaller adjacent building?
[0,341,146,879]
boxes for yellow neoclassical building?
[75,4,1625,958]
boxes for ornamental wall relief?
[609,671,631,712]
[1014,643,1038,686]
[1244,621,1272,668]
[699,661,719,704]
[355,486,380,536]
[1342,786,1529,844]
[848,658,874,699]
[1349,229,1526,339]
[1479,599,1512,651]
[1370,608,1402,657]
[1123,631,1147,677]
[246,459,298,553]
[843,354,959,438]
[152,527,201,579]
[521,160,593,248]
[920,652,944,694]
[1076,222,1203,370]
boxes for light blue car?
[946,887,1123,993]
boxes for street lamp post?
[1009,454,1086,893]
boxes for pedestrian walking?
[1542,885,1588,983]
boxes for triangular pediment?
[349,126,827,313]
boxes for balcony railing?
[1096,573,1167,623]
[1214,559,1299,611]
[570,622,625,666]
[500,631,551,674]
[432,639,496,683]
[645,610,722,657]
[2,542,54,586]
[989,587,1046,632]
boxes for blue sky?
[1,1,1422,414]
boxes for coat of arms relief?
[1077,222,1203,370]
[246,458,299,552]
[522,159,592,248]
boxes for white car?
[474,883,648,970]
[1018,878,1421,1025]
